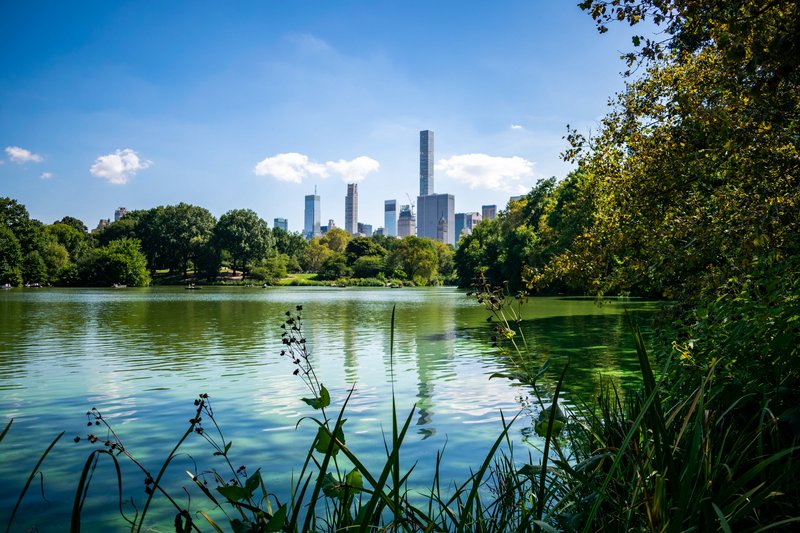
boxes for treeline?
[454,2,799,523]
[0,199,455,287]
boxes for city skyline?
[1,2,643,231]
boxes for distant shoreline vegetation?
[0,198,457,288]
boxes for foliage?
[344,236,386,265]
[21,251,48,285]
[76,238,151,287]
[387,236,439,286]
[316,254,351,281]
[215,209,272,276]
[351,255,385,279]
[320,228,351,254]
[54,215,88,234]
[0,225,23,286]
[302,238,335,273]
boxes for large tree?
[214,209,272,276]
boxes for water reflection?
[0,287,656,531]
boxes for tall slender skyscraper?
[384,199,397,237]
[304,193,320,240]
[420,130,434,196]
[345,183,358,235]
[416,129,455,244]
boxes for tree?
[162,203,216,276]
[388,236,439,285]
[302,238,334,273]
[345,237,387,265]
[21,251,48,285]
[0,226,23,286]
[55,216,88,234]
[214,209,272,276]
[272,227,308,272]
[317,254,351,281]
[320,228,351,253]
[47,223,89,260]
[77,238,151,287]
[96,211,142,246]
[351,255,385,279]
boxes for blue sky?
[1,1,640,232]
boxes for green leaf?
[216,485,250,502]
[301,384,331,410]
[345,468,363,494]
[314,421,345,456]
[244,469,261,497]
[321,472,340,498]
[264,504,287,532]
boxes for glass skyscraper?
[304,194,320,239]
[384,199,397,237]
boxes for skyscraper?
[397,204,416,237]
[416,129,455,244]
[455,212,482,243]
[417,193,455,245]
[384,199,397,237]
[273,217,288,231]
[420,130,434,196]
[304,194,320,240]
[345,183,358,235]
[114,207,127,222]
[482,204,497,221]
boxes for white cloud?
[5,146,43,163]
[40,172,53,180]
[253,152,328,183]
[437,154,535,192]
[510,124,523,130]
[325,156,380,183]
[254,153,379,184]
[90,148,152,185]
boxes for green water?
[0,286,656,530]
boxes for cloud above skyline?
[437,154,535,193]
[5,146,43,163]
[510,124,523,130]
[40,172,53,179]
[254,153,380,183]
[90,148,152,185]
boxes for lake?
[0,286,656,530]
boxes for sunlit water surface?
[0,287,655,530]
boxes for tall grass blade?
[7,430,63,532]
[536,363,568,530]
[0,419,11,443]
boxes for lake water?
[0,286,656,530]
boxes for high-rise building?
[415,129,455,244]
[273,217,288,232]
[482,204,497,221]
[345,183,358,235]
[304,194,321,239]
[384,199,397,237]
[357,222,373,237]
[417,193,455,245]
[114,207,128,222]
[420,130,434,196]
[397,205,416,237]
[455,212,482,243]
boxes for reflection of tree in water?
[492,307,656,403]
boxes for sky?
[0,0,642,233]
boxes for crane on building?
[405,193,416,216]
